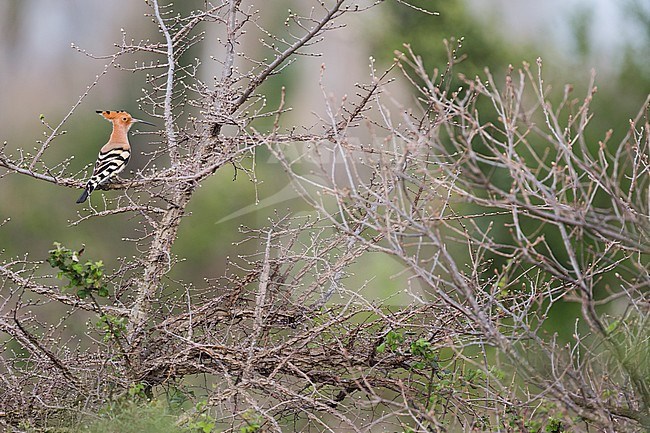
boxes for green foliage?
[545,417,564,433]
[185,400,216,433]
[76,387,219,433]
[47,242,108,299]
[127,382,148,400]
[489,366,506,381]
[240,409,263,433]
[525,418,542,431]
[375,329,405,353]
[191,418,216,433]
[501,402,566,433]
[96,314,127,342]
[605,319,620,335]
[463,368,485,386]
[410,338,439,370]
[78,399,188,433]
[377,333,443,372]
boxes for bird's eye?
[123,117,127,121]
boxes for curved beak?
[132,118,156,127]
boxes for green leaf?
[606,320,620,334]
[196,420,215,433]
[47,243,109,298]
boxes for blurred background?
[0,0,648,311]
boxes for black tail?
[76,188,90,204]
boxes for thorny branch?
[150,0,178,161]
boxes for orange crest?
[96,110,133,125]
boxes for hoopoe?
[76,110,154,204]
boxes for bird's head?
[96,110,155,129]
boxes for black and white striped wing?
[76,147,131,203]
[90,147,131,187]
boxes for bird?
[76,110,155,204]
